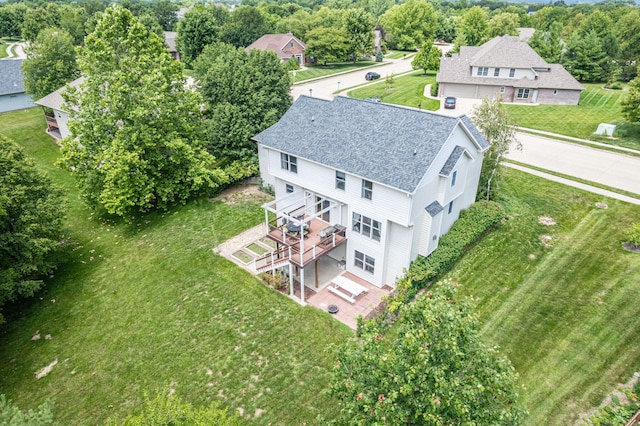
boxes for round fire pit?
[327,304,339,314]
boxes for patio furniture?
[328,276,368,304]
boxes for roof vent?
[311,115,315,122]
[413,149,417,156]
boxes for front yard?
[348,70,440,111]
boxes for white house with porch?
[253,96,489,302]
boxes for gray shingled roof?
[0,59,25,96]
[35,77,84,111]
[438,36,584,91]
[253,96,489,193]
[164,31,177,52]
[425,201,444,217]
[440,145,465,176]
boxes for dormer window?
[509,68,516,77]
[494,68,500,77]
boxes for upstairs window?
[448,200,454,214]
[477,67,488,76]
[509,68,516,77]
[352,213,381,241]
[280,153,297,173]
[494,68,500,77]
[361,180,372,200]
[336,171,346,190]
[451,170,457,187]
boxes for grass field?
[441,168,640,425]
[293,60,377,83]
[504,84,640,150]
[348,71,440,111]
[384,50,416,60]
[0,43,8,59]
[0,109,352,424]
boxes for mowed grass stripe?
[445,169,640,425]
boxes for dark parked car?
[365,72,381,81]
[444,97,457,109]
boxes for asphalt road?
[506,132,640,196]
[291,56,415,100]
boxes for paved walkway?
[4,42,27,59]
[504,163,640,205]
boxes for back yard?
[1,108,640,424]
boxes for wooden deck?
[263,217,347,269]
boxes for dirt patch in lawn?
[209,183,272,206]
[622,242,640,253]
[538,216,556,226]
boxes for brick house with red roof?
[246,33,306,66]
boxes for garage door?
[442,84,476,98]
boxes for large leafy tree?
[176,5,219,67]
[344,8,375,61]
[621,66,640,123]
[151,0,178,31]
[0,3,28,38]
[22,27,79,100]
[379,0,437,51]
[20,3,60,41]
[487,12,520,38]
[220,5,272,48]
[305,27,350,65]
[615,9,640,80]
[455,6,489,48]
[0,136,65,324]
[563,30,609,82]
[330,280,525,425]
[528,21,563,63]
[193,42,291,162]
[411,44,441,74]
[472,97,519,201]
[61,5,220,216]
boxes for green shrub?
[283,56,300,71]
[0,395,56,425]
[611,82,623,90]
[366,200,506,330]
[430,82,439,97]
[375,50,383,62]
[625,223,640,247]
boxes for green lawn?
[441,168,640,425]
[0,43,8,59]
[0,109,352,424]
[385,50,415,60]
[293,60,377,83]
[348,71,440,111]
[504,84,640,150]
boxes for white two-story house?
[253,96,489,301]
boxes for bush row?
[362,200,506,331]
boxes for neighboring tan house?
[0,59,34,113]
[437,35,584,105]
[246,33,306,66]
[164,31,179,60]
[34,77,83,140]
[253,96,489,301]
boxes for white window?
[517,88,530,99]
[500,86,505,93]
[448,200,454,214]
[361,180,372,200]
[285,184,294,193]
[494,68,500,77]
[336,171,345,190]
[280,153,297,173]
[354,250,375,274]
[477,67,488,76]
[352,212,381,241]
[451,170,457,187]
[509,68,516,77]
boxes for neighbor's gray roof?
[253,96,489,193]
[438,36,584,91]
[35,77,84,111]
[0,59,25,96]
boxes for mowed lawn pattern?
[505,84,640,150]
[348,71,440,111]
[0,109,352,424]
[444,168,640,425]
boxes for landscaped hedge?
[364,200,506,330]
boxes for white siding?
[56,110,71,139]
[382,221,411,286]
